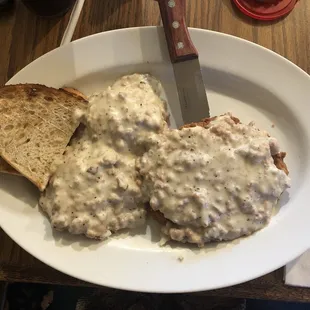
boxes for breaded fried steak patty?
[137,113,290,246]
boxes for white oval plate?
[1,27,310,293]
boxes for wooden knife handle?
[156,0,198,63]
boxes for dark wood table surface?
[1,0,310,303]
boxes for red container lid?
[232,0,298,21]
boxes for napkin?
[285,249,310,287]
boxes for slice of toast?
[0,87,87,177]
[0,84,88,190]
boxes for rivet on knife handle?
[156,0,198,63]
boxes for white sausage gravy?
[137,114,290,246]
[40,74,290,245]
[39,74,168,239]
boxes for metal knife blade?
[173,59,210,127]
[156,0,210,126]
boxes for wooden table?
[1,0,310,303]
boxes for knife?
[156,0,210,127]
